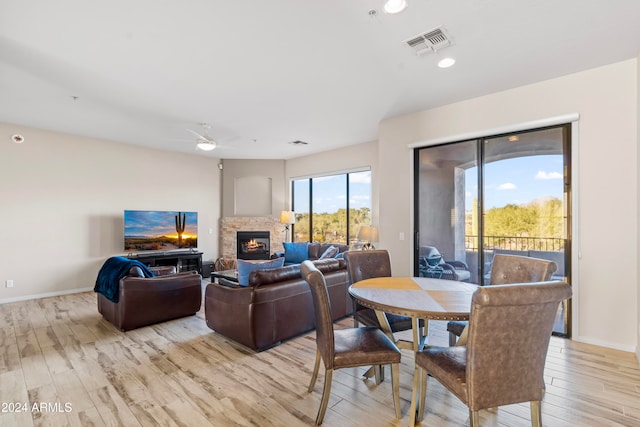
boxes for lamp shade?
[357,225,378,242]
[279,210,295,225]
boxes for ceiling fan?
[187,123,217,151]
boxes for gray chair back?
[490,254,557,285]
[466,281,571,410]
[301,261,335,369]
[344,250,392,284]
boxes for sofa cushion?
[249,264,301,287]
[283,242,309,264]
[320,245,339,259]
[237,257,285,286]
[309,243,349,260]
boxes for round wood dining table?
[349,276,478,352]
[349,276,478,321]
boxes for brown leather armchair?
[409,281,572,427]
[97,266,202,331]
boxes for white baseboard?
[573,335,637,354]
[0,287,94,305]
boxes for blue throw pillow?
[237,257,285,286]
[283,242,309,264]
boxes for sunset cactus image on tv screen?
[124,210,198,252]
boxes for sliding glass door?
[414,125,571,336]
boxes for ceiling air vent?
[404,27,452,55]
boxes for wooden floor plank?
[0,288,638,426]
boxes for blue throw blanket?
[94,256,155,303]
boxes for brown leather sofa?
[204,258,352,351]
[97,266,203,331]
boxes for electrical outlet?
[6,280,14,288]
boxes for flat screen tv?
[124,210,198,252]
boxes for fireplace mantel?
[220,216,285,261]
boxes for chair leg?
[530,401,542,427]
[448,331,457,346]
[456,325,469,346]
[308,350,321,393]
[409,364,420,427]
[315,368,333,426]
[353,300,359,327]
[373,364,384,384]
[418,366,427,421]
[391,363,401,419]
[469,410,479,427]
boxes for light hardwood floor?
[1,283,639,427]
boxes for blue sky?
[466,155,564,209]
[293,156,562,215]
[293,171,371,214]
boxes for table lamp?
[357,225,378,250]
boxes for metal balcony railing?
[465,235,564,252]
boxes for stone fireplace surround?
[220,216,286,261]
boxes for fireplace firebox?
[237,231,271,260]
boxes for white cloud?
[498,182,517,190]
[535,170,563,180]
[349,172,371,184]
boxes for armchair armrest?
[217,278,242,288]
[445,260,469,270]
[204,282,255,348]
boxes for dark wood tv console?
[128,251,203,274]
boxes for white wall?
[220,159,286,218]
[0,124,221,302]
[378,59,638,352]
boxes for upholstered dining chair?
[447,254,558,346]
[409,281,572,427]
[344,249,421,332]
[301,261,401,426]
[345,250,423,382]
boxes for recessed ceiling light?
[384,0,407,14]
[438,57,456,68]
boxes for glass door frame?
[413,123,572,338]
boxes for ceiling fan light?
[384,0,407,14]
[197,140,216,151]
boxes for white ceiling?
[2,1,640,159]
